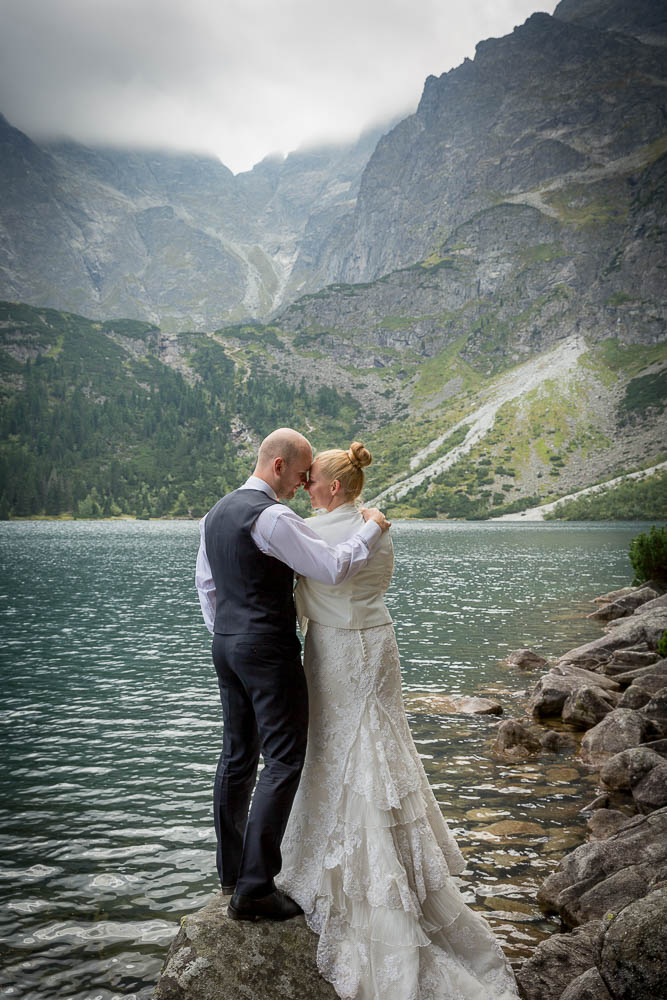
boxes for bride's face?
[305,459,335,510]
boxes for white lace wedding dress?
[277,507,520,1000]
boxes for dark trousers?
[212,631,308,898]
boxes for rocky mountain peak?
[553,0,667,44]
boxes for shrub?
[629,525,667,586]
[658,631,667,658]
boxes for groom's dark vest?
[205,488,296,636]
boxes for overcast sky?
[1,0,558,174]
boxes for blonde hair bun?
[348,441,372,469]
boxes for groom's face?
[276,447,313,500]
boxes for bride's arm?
[252,505,387,585]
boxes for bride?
[277,442,519,1000]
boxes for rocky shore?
[153,584,667,1000]
[498,583,667,999]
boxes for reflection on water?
[0,519,647,998]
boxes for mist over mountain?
[0,0,665,521]
[0,116,394,331]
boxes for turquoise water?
[0,519,651,998]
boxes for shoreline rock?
[153,583,667,1000]
[153,893,336,1000]
[515,581,667,999]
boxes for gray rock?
[562,686,617,729]
[559,865,652,927]
[555,665,621,692]
[600,888,667,1000]
[586,809,633,841]
[540,729,576,753]
[405,693,503,715]
[632,592,667,615]
[562,608,667,673]
[493,718,542,753]
[537,870,572,913]
[505,648,549,670]
[153,892,336,1000]
[600,746,665,791]
[632,761,667,813]
[580,709,654,766]
[528,670,612,718]
[546,809,667,928]
[644,738,667,757]
[516,921,602,1000]
[560,967,612,1000]
[613,658,667,683]
[592,587,635,605]
[640,687,667,737]
[515,922,602,1000]
[587,585,660,622]
[617,685,652,709]
[580,794,610,814]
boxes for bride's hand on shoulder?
[360,507,391,532]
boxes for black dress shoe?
[221,883,236,894]
[227,888,303,922]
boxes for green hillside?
[1,300,665,521]
[0,303,359,519]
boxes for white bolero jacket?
[295,503,394,631]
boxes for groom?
[195,427,390,921]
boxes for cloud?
[0,0,557,172]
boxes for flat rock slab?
[406,693,503,715]
[153,893,336,1000]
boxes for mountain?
[0,116,393,331]
[0,0,665,520]
[314,3,667,285]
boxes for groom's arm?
[251,506,382,585]
[195,515,216,633]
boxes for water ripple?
[0,518,647,997]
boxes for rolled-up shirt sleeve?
[195,516,216,634]
[252,506,381,584]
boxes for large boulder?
[541,808,667,927]
[153,892,336,1000]
[600,746,666,791]
[556,665,620,691]
[580,709,655,766]
[562,686,617,729]
[528,668,618,718]
[560,608,667,673]
[599,888,667,1000]
[558,866,652,927]
[515,922,602,1000]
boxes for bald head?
[257,428,311,468]
[254,427,313,500]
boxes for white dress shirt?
[195,476,381,634]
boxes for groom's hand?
[360,507,391,532]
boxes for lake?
[0,518,651,999]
